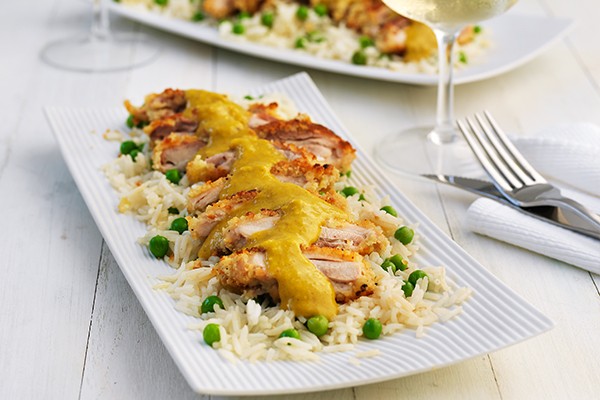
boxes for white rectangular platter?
[45,72,553,395]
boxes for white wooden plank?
[0,1,108,398]
[355,356,501,400]
[79,245,203,399]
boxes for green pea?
[296,5,309,20]
[362,318,382,339]
[148,235,169,258]
[381,259,396,274]
[351,50,367,65]
[261,11,274,28]
[200,295,224,314]
[295,37,306,49]
[165,169,182,184]
[394,226,414,245]
[154,0,168,5]
[474,25,482,34]
[340,186,359,197]
[344,170,352,178]
[388,254,407,271]
[120,140,138,155]
[126,115,135,129]
[359,35,374,48]
[192,11,205,21]
[170,217,188,234]
[203,323,221,346]
[238,11,251,19]
[408,270,428,287]
[279,328,300,339]
[129,149,140,161]
[401,281,414,297]
[167,207,179,214]
[306,315,329,337]
[232,22,245,35]
[458,51,468,64]
[314,3,328,16]
[380,205,398,217]
[306,31,325,43]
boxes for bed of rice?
[118,0,490,74]
[102,94,472,362]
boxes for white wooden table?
[2,0,599,398]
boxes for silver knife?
[422,174,600,240]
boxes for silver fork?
[458,111,600,240]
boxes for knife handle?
[535,197,600,240]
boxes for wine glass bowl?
[375,0,518,177]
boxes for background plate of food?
[109,0,571,85]
[45,73,552,395]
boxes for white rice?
[102,94,472,362]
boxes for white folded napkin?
[466,123,600,274]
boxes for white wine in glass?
[375,0,517,177]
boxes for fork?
[458,111,600,240]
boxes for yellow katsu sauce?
[185,90,346,320]
[404,22,437,62]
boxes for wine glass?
[41,0,158,72]
[375,0,517,177]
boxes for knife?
[422,174,600,240]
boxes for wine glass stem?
[429,28,460,145]
[91,0,111,41]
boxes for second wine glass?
[375,0,517,177]
[41,0,159,72]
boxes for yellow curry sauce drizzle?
[184,90,347,320]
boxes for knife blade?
[422,174,600,240]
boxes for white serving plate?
[108,3,572,85]
[45,72,552,395]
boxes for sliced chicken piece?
[234,0,263,14]
[270,154,339,193]
[202,0,264,19]
[248,102,282,128]
[213,249,279,300]
[255,117,356,172]
[214,246,376,303]
[215,210,281,254]
[188,190,259,240]
[186,150,237,184]
[143,113,199,144]
[317,189,349,212]
[271,141,308,162]
[315,219,389,255]
[187,177,228,213]
[302,246,376,302]
[151,133,205,173]
[203,0,236,18]
[124,88,187,126]
[376,20,411,54]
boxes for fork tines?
[457,111,546,193]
